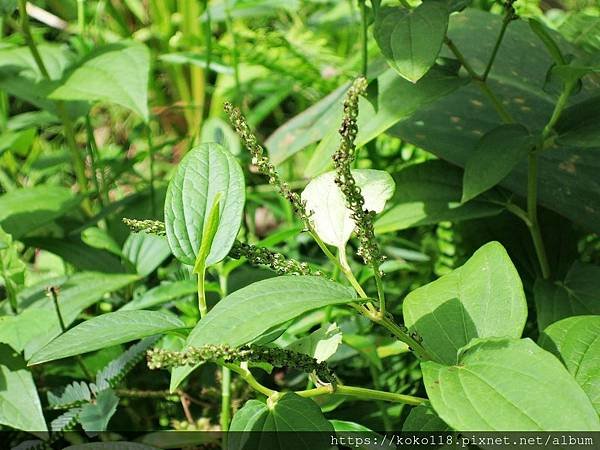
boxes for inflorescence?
[147,344,336,384]
[122,218,166,236]
[332,77,383,268]
[230,240,322,276]
[224,102,310,223]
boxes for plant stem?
[218,270,231,433]
[48,287,94,380]
[146,124,156,216]
[226,362,275,397]
[84,115,104,209]
[77,0,85,35]
[377,316,431,361]
[541,81,575,141]
[224,0,241,101]
[296,384,426,406]
[444,37,515,124]
[358,0,368,77]
[372,263,386,315]
[197,270,208,318]
[482,11,512,81]
[18,0,91,213]
[526,153,550,279]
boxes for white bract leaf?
[301,169,395,249]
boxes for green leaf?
[164,143,245,266]
[374,2,449,82]
[51,407,81,432]
[422,338,600,430]
[0,226,25,311]
[228,392,334,450]
[402,403,450,431]
[0,272,138,359]
[28,310,185,365]
[170,276,356,390]
[539,315,600,414]
[0,44,87,117]
[0,344,47,432]
[122,232,171,277]
[301,169,394,249]
[375,160,503,233]
[50,41,150,121]
[403,241,527,364]
[534,261,600,331]
[555,95,600,148]
[79,389,119,433]
[200,117,241,154]
[329,420,381,450]
[119,280,198,311]
[559,12,600,52]
[462,124,533,202]
[0,186,79,238]
[81,227,123,257]
[285,323,342,363]
[193,194,222,274]
[390,9,600,233]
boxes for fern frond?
[95,335,161,390]
[47,381,92,410]
[50,407,82,432]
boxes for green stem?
[77,0,85,35]
[146,124,156,216]
[378,316,431,361]
[226,362,275,397]
[296,384,426,406]
[224,0,241,101]
[526,153,550,279]
[197,270,207,318]
[541,82,575,141]
[220,367,231,431]
[85,115,104,208]
[18,0,90,212]
[358,0,368,77]
[444,37,515,124]
[482,12,512,81]
[372,263,386,315]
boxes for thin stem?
[444,37,515,124]
[336,244,369,299]
[482,13,512,81]
[296,384,426,406]
[220,367,231,431]
[49,287,94,380]
[526,153,550,279]
[146,124,156,216]
[378,316,431,361]
[226,362,275,397]
[373,264,386,315]
[18,0,90,212]
[541,81,575,141]
[358,0,368,77]
[85,115,104,209]
[77,0,85,35]
[197,270,208,318]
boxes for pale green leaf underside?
[29,310,185,365]
[170,276,356,390]
[164,143,245,267]
[403,241,527,364]
[423,338,600,431]
[539,315,600,414]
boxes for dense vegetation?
[0,0,599,448]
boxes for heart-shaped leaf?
[374,2,449,82]
[423,338,600,430]
[403,241,527,364]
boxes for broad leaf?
[462,124,533,202]
[0,186,78,238]
[228,392,334,450]
[559,12,600,52]
[422,338,600,430]
[390,9,600,233]
[200,117,241,154]
[81,227,122,257]
[120,280,198,311]
[533,261,600,331]
[375,160,503,233]
[164,143,245,266]
[171,276,356,390]
[539,315,600,414]
[29,310,185,365]
[79,389,119,433]
[402,403,450,432]
[301,169,394,249]
[0,272,138,358]
[403,241,527,364]
[0,344,47,432]
[374,2,449,82]
[50,41,150,121]
[122,232,171,277]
